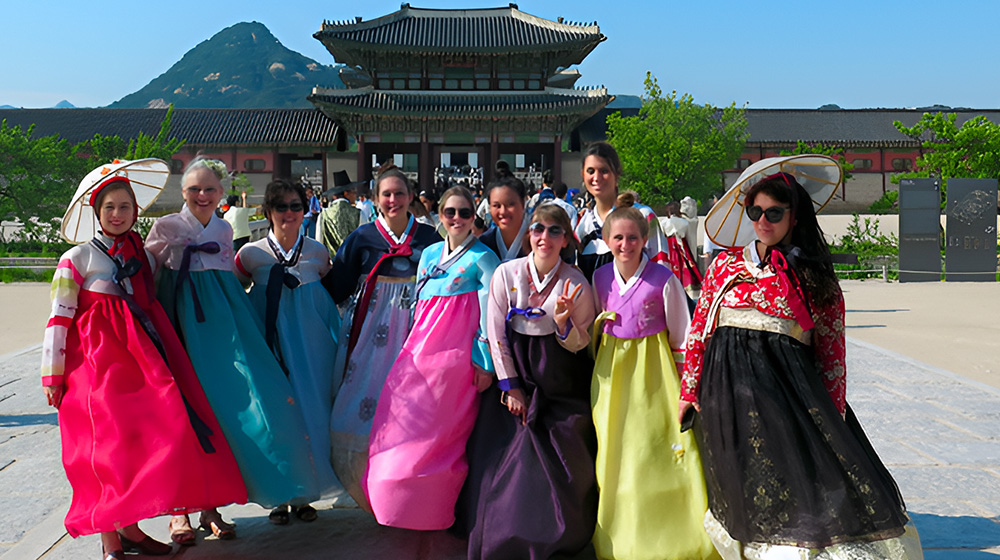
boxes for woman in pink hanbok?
[365,186,499,529]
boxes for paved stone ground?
[1,338,998,559]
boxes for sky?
[2,0,999,109]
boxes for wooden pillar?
[553,135,562,187]
[321,150,329,191]
[490,136,500,181]
[356,136,367,184]
[420,138,432,193]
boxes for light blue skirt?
[157,268,320,508]
[247,279,344,496]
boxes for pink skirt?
[365,292,482,530]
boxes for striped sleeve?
[41,256,82,387]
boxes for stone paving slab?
[0,337,997,558]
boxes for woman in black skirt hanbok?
[679,172,923,559]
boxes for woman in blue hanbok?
[235,179,344,523]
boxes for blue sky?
[2,0,998,109]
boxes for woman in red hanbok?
[42,175,246,559]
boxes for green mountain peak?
[109,21,343,109]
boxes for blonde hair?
[603,206,649,240]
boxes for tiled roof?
[0,108,340,146]
[308,87,611,117]
[315,4,604,53]
[744,109,1000,146]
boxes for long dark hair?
[745,172,840,306]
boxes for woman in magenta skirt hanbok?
[365,186,499,529]
[42,173,245,559]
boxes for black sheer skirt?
[698,326,910,548]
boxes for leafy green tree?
[894,112,1000,181]
[606,72,748,207]
[0,121,92,242]
[86,105,186,162]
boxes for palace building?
[308,3,612,189]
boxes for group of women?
[43,142,922,560]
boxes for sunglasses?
[529,223,565,237]
[442,207,474,220]
[273,203,304,213]
[746,205,790,223]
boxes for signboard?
[898,178,941,283]
[945,178,997,282]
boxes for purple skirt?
[461,329,597,560]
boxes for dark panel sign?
[898,179,941,283]
[945,178,997,282]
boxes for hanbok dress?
[146,206,320,508]
[590,257,718,560]
[235,232,343,496]
[321,215,439,509]
[365,235,500,530]
[478,220,527,263]
[575,205,669,281]
[465,256,598,560]
[681,246,923,560]
[42,232,246,537]
[660,214,704,297]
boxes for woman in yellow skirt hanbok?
[590,200,719,560]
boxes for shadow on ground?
[911,512,1000,550]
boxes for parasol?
[703,155,842,249]
[60,158,170,244]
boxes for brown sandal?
[199,511,236,540]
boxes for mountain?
[53,100,75,108]
[109,21,344,109]
[0,105,14,109]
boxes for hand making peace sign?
[553,281,583,333]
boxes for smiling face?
[377,176,412,220]
[98,187,136,237]
[605,218,647,268]
[182,166,224,226]
[489,185,525,232]
[268,191,304,237]
[440,195,474,239]
[749,192,794,248]
[528,218,569,262]
[582,154,618,202]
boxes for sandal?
[199,511,237,540]
[102,549,125,560]
[169,515,197,546]
[269,505,290,525]
[293,504,318,522]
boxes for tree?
[606,73,748,207]
[86,104,186,163]
[0,121,92,242]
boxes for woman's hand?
[554,282,582,333]
[44,385,64,409]
[678,399,700,424]
[505,388,527,426]
[472,364,492,393]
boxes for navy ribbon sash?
[177,241,221,323]
[264,235,303,376]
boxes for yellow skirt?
[591,330,721,560]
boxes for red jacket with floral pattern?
[680,247,847,414]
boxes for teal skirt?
[157,267,320,508]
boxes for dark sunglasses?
[273,203,304,213]
[442,207,474,220]
[746,205,790,223]
[529,223,565,237]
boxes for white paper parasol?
[60,158,170,244]
[704,155,843,249]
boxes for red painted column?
[357,136,367,185]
